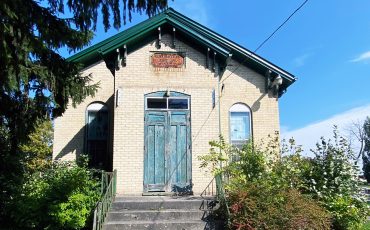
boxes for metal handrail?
[92,169,117,230]
[200,177,216,198]
[200,173,230,219]
[215,173,230,218]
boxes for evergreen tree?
[1,0,169,156]
[0,0,168,226]
[362,117,370,182]
[19,119,53,173]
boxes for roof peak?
[68,7,296,95]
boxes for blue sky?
[59,0,370,151]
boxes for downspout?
[218,53,232,169]
[217,67,222,141]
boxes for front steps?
[103,196,224,230]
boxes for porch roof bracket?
[172,27,176,48]
[265,69,273,93]
[158,27,162,49]
[122,44,127,67]
[219,53,232,76]
[212,51,217,73]
[98,49,116,76]
[116,48,120,71]
[206,48,210,69]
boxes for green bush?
[199,136,331,230]
[324,195,369,230]
[12,161,100,230]
[277,131,370,229]
[229,183,331,230]
[305,128,369,229]
[199,129,370,230]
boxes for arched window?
[229,103,251,147]
[86,102,109,169]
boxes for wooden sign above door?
[151,52,185,68]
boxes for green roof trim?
[68,7,296,92]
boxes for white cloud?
[350,51,370,62]
[293,52,312,67]
[169,0,210,26]
[282,104,370,156]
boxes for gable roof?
[68,8,296,95]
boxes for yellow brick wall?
[53,61,114,161]
[113,34,279,194]
[53,34,280,195]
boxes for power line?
[254,0,309,53]
[221,0,309,83]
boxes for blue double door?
[144,110,191,193]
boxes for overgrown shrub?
[11,161,100,230]
[199,128,370,230]
[199,136,331,229]
[304,128,369,229]
[229,183,331,230]
[199,137,268,186]
[324,195,368,230]
[307,128,361,199]
[277,132,369,229]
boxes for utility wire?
[221,0,309,83]
[254,0,309,53]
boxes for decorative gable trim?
[68,8,296,96]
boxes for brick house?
[53,8,296,195]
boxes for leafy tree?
[1,0,169,158]
[0,0,168,226]
[347,120,367,161]
[20,119,53,173]
[362,117,370,182]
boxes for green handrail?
[215,173,231,224]
[92,169,117,230]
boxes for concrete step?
[103,196,224,230]
[103,219,221,230]
[114,196,216,202]
[111,196,216,211]
[106,209,209,222]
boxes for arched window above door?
[229,103,251,147]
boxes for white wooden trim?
[87,103,108,111]
[229,103,250,112]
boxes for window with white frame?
[229,103,251,147]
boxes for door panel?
[144,112,167,192]
[168,112,191,193]
[177,124,187,184]
[168,125,188,185]
[169,125,177,185]
[154,125,165,184]
[146,125,155,184]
